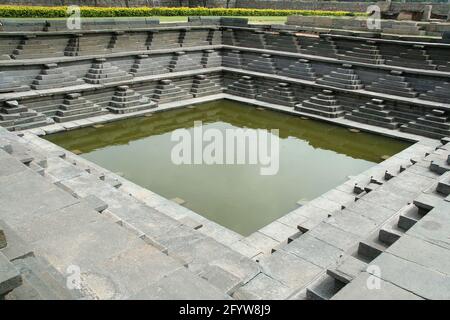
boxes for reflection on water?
[46,100,411,236]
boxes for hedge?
[0,6,368,18]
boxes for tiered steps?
[207,28,222,45]
[222,28,236,46]
[201,49,222,68]
[384,45,436,70]
[345,98,400,129]
[147,30,181,49]
[420,82,450,103]
[234,30,265,49]
[31,63,84,90]
[299,36,337,58]
[190,75,222,98]
[278,58,316,81]
[109,31,148,52]
[64,34,112,56]
[245,54,277,74]
[0,73,29,93]
[257,82,297,107]
[225,75,257,99]
[12,35,66,59]
[222,50,242,68]
[130,54,170,77]
[401,109,450,139]
[264,32,299,53]
[180,29,210,47]
[168,51,202,72]
[84,58,133,84]
[151,79,193,104]
[336,40,384,65]
[0,251,22,298]
[295,90,345,118]
[108,86,156,114]
[316,64,364,90]
[0,100,50,131]
[54,93,107,122]
[366,70,418,98]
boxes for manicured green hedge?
[0,5,367,18]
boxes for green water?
[45,100,410,236]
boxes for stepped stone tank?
[0,16,450,301]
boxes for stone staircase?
[190,75,222,98]
[64,34,112,57]
[264,32,300,53]
[345,98,400,130]
[108,86,156,114]
[0,129,263,299]
[316,64,364,90]
[366,70,418,98]
[180,29,210,47]
[168,51,202,73]
[147,30,181,49]
[31,63,84,90]
[257,82,297,107]
[299,36,337,58]
[109,31,148,52]
[12,35,66,59]
[84,58,133,85]
[401,109,450,140]
[336,40,384,65]
[53,93,107,122]
[225,75,258,99]
[201,49,222,68]
[245,54,277,75]
[222,50,242,68]
[1,219,80,300]
[278,58,316,81]
[130,54,171,77]
[234,30,265,49]
[295,90,345,118]
[0,100,50,131]
[420,82,450,103]
[151,79,193,104]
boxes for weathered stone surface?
[332,272,423,300]
[258,250,322,290]
[131,268,230,300]
[232,273,294,300]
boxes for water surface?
[46,100,410,236]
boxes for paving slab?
[371,252,450,300]
[232,273,294,300]
[258,250,322,290]
[386,234,450,276]
[131,268,230,300]
[332,272,423,300]
[281,233,345,269]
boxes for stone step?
[436,174,450,196]
[0,251,22,297]
[358,233,388,262]
[306,274,345,300]
[397,203,422,231]
[10,255,80,300]
[327,256,367,285]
